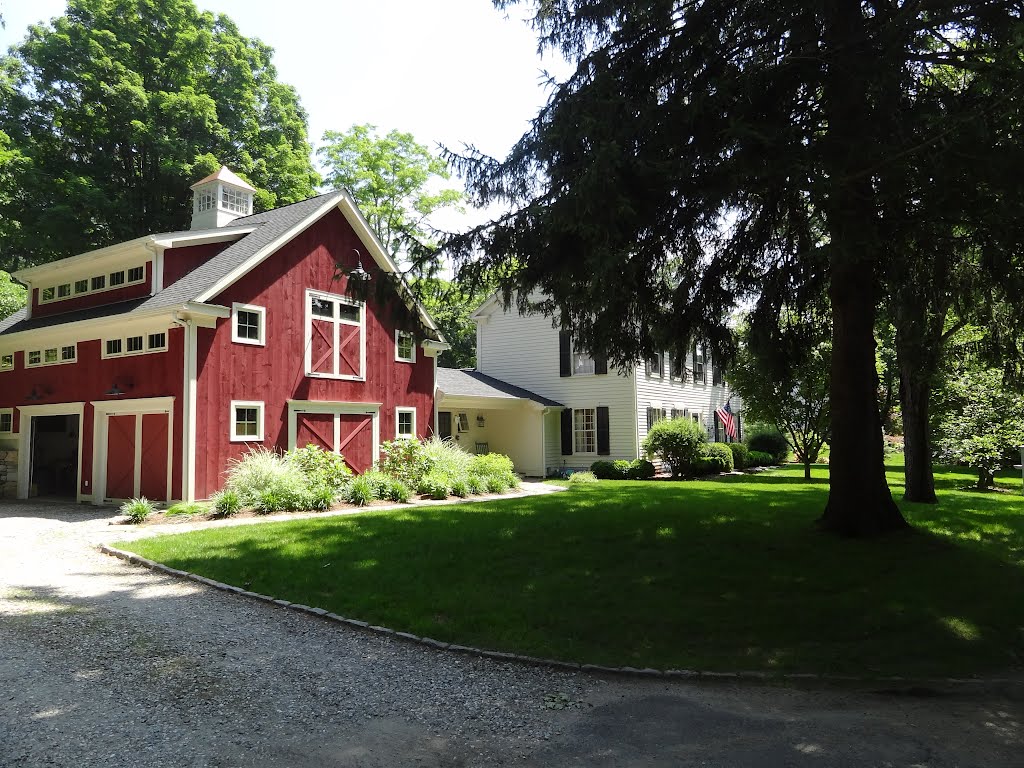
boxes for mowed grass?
[118,462,1024,677]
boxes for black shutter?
[714,412,722,442]
[559,331,572,377]
[712,362,723,385]
[594,353,608,375]
[597,407,610,455]
[560,408,573,454]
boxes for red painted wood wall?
[163,242,232,289]
[192,208,435,498]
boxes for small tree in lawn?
[935,368,1024,490]
[642,418,707,478]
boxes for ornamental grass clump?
[225,446,308,513]
[210,489,242,518]
[568,471,598,484]
[120,497,155,524]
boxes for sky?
[0,0,573,229]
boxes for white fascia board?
[469,290,503,321]
[150,227,255,248]
[194,194,346,303]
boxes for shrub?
[694,455,728,475]
[377,439,430,487]
[747,450,774,467]
[450,478,470,498]
[590,460,620,479]
[568,471,598,484]
[120,497,154,524]
[360,470,392,499]
[621,459,656,480]
[746,427,790,463]
[419,470,452,500]
[422,437,473,481]
[466,475,486,495]
[304,485,336,512]
[485,473,511,493]
[346,476,374,506]
[642,418,708,476]
[210,490,242,518]
[286,444,351,498]
[727,442,749,470]
[705,443,735,472]
[469,452,515,478]
[165,501,207,516]
[382,479,412,503]
[225,446,308,512]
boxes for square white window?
[109,271,126,287]
[126,336,144,353]
[0,353,13,371]
[395,330,416,363]
[230,401,265,442]
[147,332,167,351]
[27,350,41,366]
[57,284,71,298]
[574,408,597,453]
[61,345,76,361]
[105,339,122,357]
[0,410,12,434]
[74,279,89,294]
[197,189,215,212]
[396,407,416,439]
[91,275,106,291]
[128,266,145,282]
[232,303,266,345]
[572,347,595,376]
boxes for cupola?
[189,166,256,230]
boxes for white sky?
[1,0,572,230]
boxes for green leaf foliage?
[641,418,707,477]
[0,0,320,270]
[0,270,26,320]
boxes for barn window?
[0,353,13,371]
[109,270,126,287]
[395,330,415,363]
[91,275,106,291]
[230,400,265,442]
[57,283,72,298]
[232,303,266,346]
[128,266,145,283]
[305,290,364,380]
[396,407,416,438]
[0,409,12,434]
[74,280,89,294]
[147,333,167,351]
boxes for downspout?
[172,312,197,502]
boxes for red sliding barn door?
[140,414,169,500]
[106,415,136,500]
[338,413,373,473]
[296,413,334,452]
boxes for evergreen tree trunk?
[900,367,938,503]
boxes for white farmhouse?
[435,293,742,476]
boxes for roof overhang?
[436,392,550,412]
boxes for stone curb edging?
[98,544,1019,692]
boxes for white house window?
[232,303,266,345]
[396,407,416,438]
[646,352,664,378]
[0,353,13,371]
[148,332,167,351]
[196,189,215,212]
[573,408,597,453]
[221,187,251,214]
[230,400,264,441]
[109,270,126,287]
[305,290,364,380]
[128,266,145,283]
[572,347,595,376]
[0,409,12,434]
[693,345,706,384]
[670,353,685,380]
[395,330,415,363]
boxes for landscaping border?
[97,543,1019,693]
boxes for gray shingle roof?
[0,298,150,335]
[436,368,563,407]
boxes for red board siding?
[32,262,154,318]
[295,413,334,452]
[0,328,186,500]
[140,413,169,500]
[106,415,136,499]
[192,208,435,498]
[337,413,374,473]
[163,242,232,289]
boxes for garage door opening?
[29,414,80,499]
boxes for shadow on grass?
[120,477,1024,678]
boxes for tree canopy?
[0,0,320,271]
[445,1,1024,536]
[318,124,462,266]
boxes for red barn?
[0,167,447,504]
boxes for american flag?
[715,401,738,440]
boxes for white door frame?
[16,402,86,502]
[91,396,174,505]
[287,400,381,467]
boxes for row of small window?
[39,265,146,304]
[0,333,167,371]
[196,187,252,214]
[645,348,723,385]
[645,406,702,431]
[230,402,416,442]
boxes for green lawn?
[118,462,1024,678]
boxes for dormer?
[190,166,256,230]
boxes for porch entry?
[92,397,174,504]
[288,401,380,474]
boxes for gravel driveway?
[2,501,1022,767]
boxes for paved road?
[1,501,1021,767]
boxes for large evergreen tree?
[446,1,1024,536]
[0,0,320,270]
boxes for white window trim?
[38,264,148,305]
[230,400,265,442]
[232,302,267,346]
[395,406,417,439]
[304,289,366,381]
[646,352,664,378]
[0,407,14,434]
[395,330,416,363]
[25,344,77,368]
[102,332,169,359]
[0,353,13,372]
[573,407,598,455]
